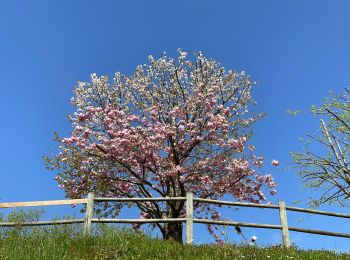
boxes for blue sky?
[1,0,350,251]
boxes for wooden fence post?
[279,200,290,247]
[83,192,94,236]
[186,192,194,244]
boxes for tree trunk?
[163,222,183,244]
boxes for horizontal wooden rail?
[94,197,186,202]
[92,218,186,224]
[0,219,85,227]
[194,219,350,239]
[286,206,350,219]
[193,198,280,209]
[2,218,350,240]
[288,226,350,238]
[194,219,282,230]
[0,199,87,209]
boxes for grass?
[1,226,350,259]
[0,210,349,259]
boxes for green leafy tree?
[292,88,350,207]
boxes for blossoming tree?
[45,50,276,243]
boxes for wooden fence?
[1,192,350,247]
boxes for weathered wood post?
[186,192,194,244]
[83,192,94,236]
[278,200,290,247]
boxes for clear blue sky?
[1,0,350,251]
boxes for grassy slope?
[0,226,349,260]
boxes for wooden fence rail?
[1,193,350,247]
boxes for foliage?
[291,88,350,207]
[44,50,277,242]
[0,209,44,237]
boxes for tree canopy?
[45,50,277,243]
[292,88,350,207]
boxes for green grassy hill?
[0,225,349,260]
[0,209,348,259]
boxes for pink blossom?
[271,159,279,166]
[270,189,277,195]
[50,50,278,243]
